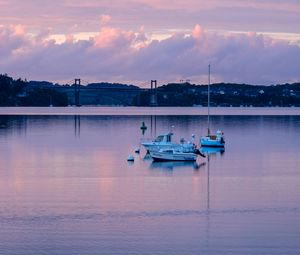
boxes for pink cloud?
[192,24,204,39]
[93,27,135,48]
[0,24,299,85]
[0,25,30,57]
[99,14,112,25]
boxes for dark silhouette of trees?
[0,74,26,106]
[1,73,300,106]
[0,74,68,106]
[132,82,300,107]
[21,88,68,106]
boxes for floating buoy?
[135,148,140,154]
[127,155,134,161]
[140,121,147,131]
[140,121,147,135]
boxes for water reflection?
[200,147,225,155]
[74,115,80,137]
[0,113,300,255]
[205,154,211,251]
[0,116,28,137]
[206,155,211,210]
[150,161,204,171]
[150,115,157,138]
[143,152,152,161]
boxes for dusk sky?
[1,0,300,86]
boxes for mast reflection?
[74,115,80,137]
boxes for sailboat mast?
[207,64,210,136]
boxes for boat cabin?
[154,133,173,143]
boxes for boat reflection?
[143,152,153,161]
[200,146,225,155]
[150,161,205,171]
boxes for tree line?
[1,74,299,107]
[0,74,68,106]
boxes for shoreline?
[0,106,300,116]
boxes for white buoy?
[134,148,140,154]
[127,155,134,161]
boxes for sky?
[0,0,300,86]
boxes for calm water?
[0,109,300,254]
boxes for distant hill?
[28,81,55,87]
[134,82,300,107]
[86,82,139,90]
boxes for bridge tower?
[150,80,158,106]
[74,79,81,106]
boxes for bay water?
[0,108,299,254]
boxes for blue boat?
[200,130,225,148]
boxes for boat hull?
[200,141,225,148]
[150,151,197,161]
[141,142,178,152]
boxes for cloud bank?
[0,24,299,86]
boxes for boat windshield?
[167,135,171,142]
[154,136,164,142]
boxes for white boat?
[141,132,191,152]
[200,64,225,148]
[150,148,198,161]
[141,133,175,152]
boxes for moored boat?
[200,130,225,148]
[141,133,176,152]
[200,64,225,148]
[150,148,198,161]
[142,133,198,153]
